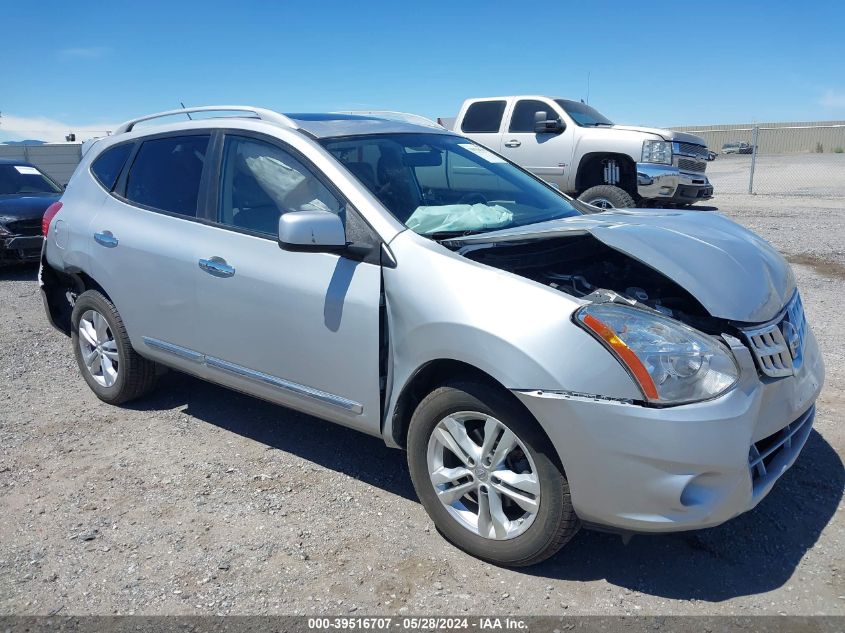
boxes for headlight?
[0,224,10,237]
[642,140,673,165]
[575,303,738,405]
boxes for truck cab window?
[461,101,506,133]
[509,100,559,133]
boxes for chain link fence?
[673,122,845,198]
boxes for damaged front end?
[443,209,807,406]
[457,234,742,405]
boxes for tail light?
[42,201,63,236]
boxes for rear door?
[85,132,211,371]
[458,99,507,152]
[498,98,573,189]
[191,132,384,433]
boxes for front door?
[193,133,383,433]
[498,99,573,190]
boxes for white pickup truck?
[448,96,713,208]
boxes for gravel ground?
[1,193,844,616]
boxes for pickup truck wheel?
[71,290,157,405]
[407,381,579,566]
[577,185,636,210]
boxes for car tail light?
[42,201,63,236]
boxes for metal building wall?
[669,121,845,154]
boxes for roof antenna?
[180,102,193,120]
[586,72,591,105]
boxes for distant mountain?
[2,139,46,145]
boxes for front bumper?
[0,235,43,264]
[513,326,824,533]
[636,163,713,203]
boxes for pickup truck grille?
[678,158,706,173]
[674,142,709,159]
[742,292,807,378]
[5,218,42,236]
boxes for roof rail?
[114,106,298,134]
[333,110,445,129]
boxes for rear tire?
[71,290,157,405]
[407,381,579,566]
[577,184,636,210]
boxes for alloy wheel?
[426,411,540,540]
[587,197,614,209]
[77,309,119,387]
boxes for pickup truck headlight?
[0,224,11,237]
[575,303,738,405]
[641,140,673,165]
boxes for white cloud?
[0,113,118,143]
[57,46,112,61]
[819,89,845,109]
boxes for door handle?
[504,140,522,148]
[199,256,235,278]
[94,231,119,248]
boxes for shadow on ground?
[129,370,417,501]
[0,263,38,282]
[134,370,842,603]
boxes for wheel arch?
[40,259,114,336]
[575,151,638,196]
[385,358,564,471]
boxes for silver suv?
[40,106,824,566]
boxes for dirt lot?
[1,193,844,616]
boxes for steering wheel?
[458,192,488,205]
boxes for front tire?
[407,382,579,566]
[577,184,636,210]
[71,290,157,405]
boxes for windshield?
[0,164,62,195]
[554,100,613,127]
[321,134,580,236]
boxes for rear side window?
[461,101,506,133]
[509,100,558,132]
[125,135,210,217]
[91,143,133,191]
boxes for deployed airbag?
[406,203,513,235]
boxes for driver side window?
[509,100,558,133]
[218,136,343,236]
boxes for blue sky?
[2,0,844,141]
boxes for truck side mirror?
[534,111,564,134]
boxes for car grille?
[678,158,706,173]
[5,218,42,236]
[748,406,814,494]
[742,292,807,378]
[674,142,710,159]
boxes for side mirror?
[278,210,346,253]
[533,111,563,134]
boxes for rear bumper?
[636,163,713,203]
[513,327,824,533]
[1,235,43,263]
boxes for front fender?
[382,230,641,442]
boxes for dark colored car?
[0,158,62,265]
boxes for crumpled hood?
[448,209,795,323]
[611,125,706,146]
[0,194,60,223]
